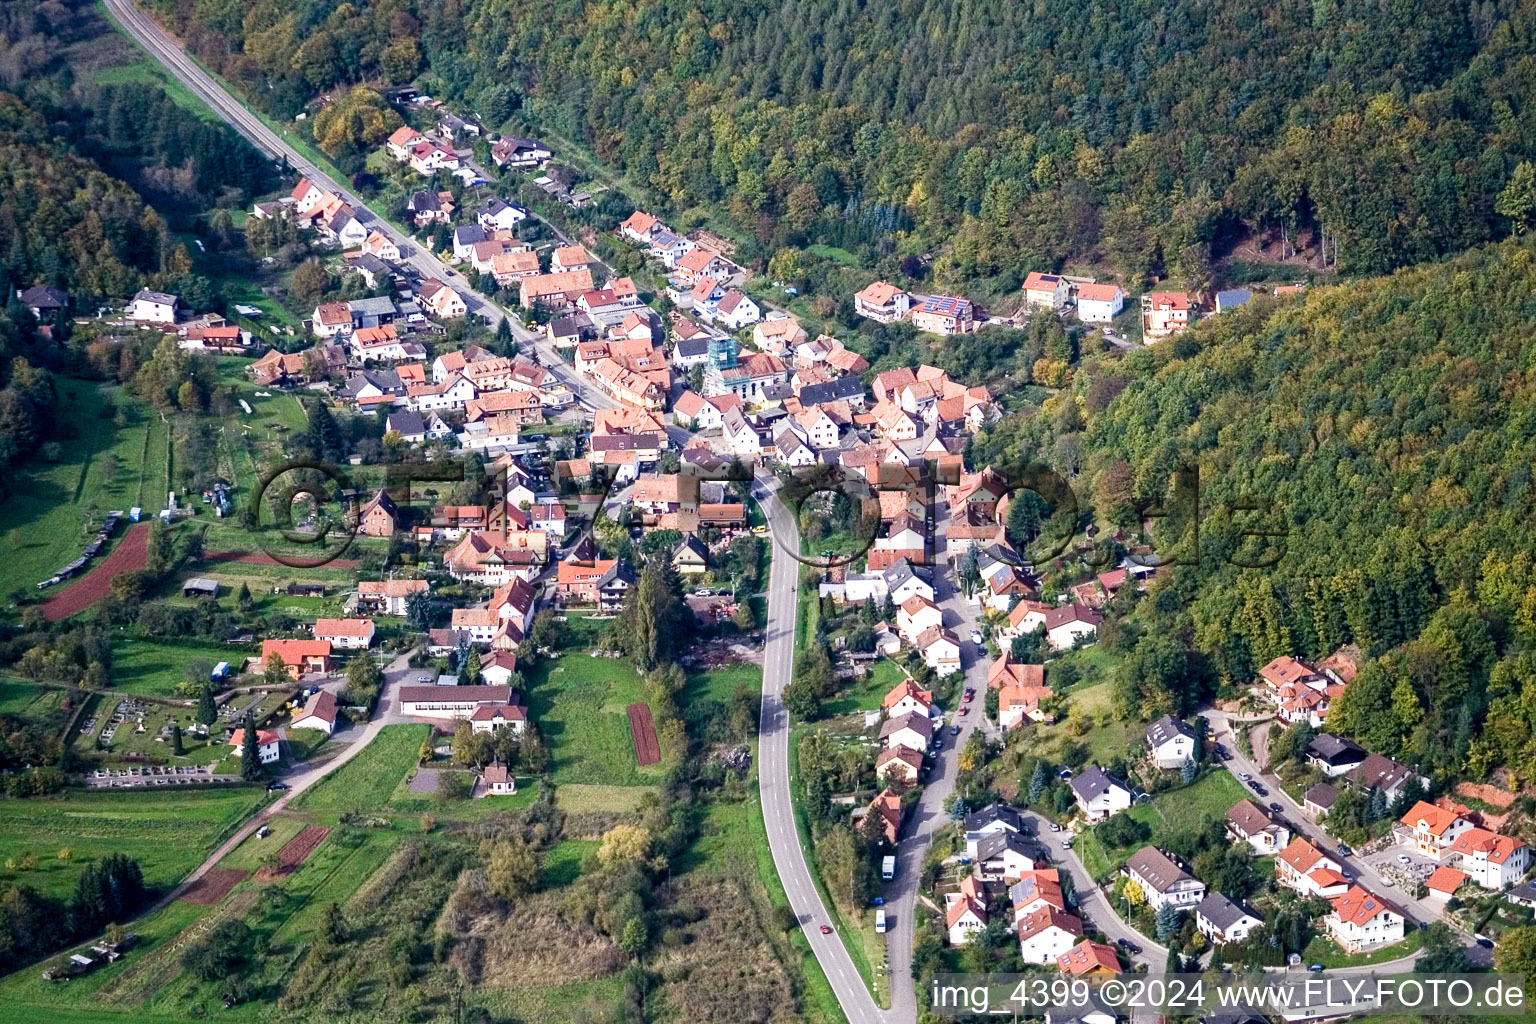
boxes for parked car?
[870,897,885,906]
[1117,939,1141,954]
[1238,772,1252,782]
[1049,822,1062,833]
[1309,964,1325,973]
[1397,854,1411,864]
[267,781,289,791]
[1269,802,1284,814]
[1248,781,1267,796]
[1058,768,1073,779]
[1337,844,1353,857]
[962,691,974,703]
[970,629,984,645]
[950,724,960,735]
[959,706,969,715]
[418,675,431,683]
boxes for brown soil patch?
[255,824,330,881]
[627,702,659,765]
[40,522,150,621]
[178,866,249,905]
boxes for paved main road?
[753,474,897,1024]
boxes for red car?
[962,691,974,703]
[819,924,832,934]
[959,706,969,715]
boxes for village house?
[1141,291,1190,340]
[470,702,527,736]
[945,874,987,945]
[418,280,468,319]
[915,626,962,676]
[228,728,280,764]
[1195,893,1263,945]
[1145,715,1198,769]
[313,618,375,649]
[477,198,527,232]
[1325,887,1404,953]
[897,595,944,643]
[854,281,912,323]
[1304,783,1339,819]
[1226,800,1290,854]
[399,685,515,722]
[1044,604,1102,650]
[521,270,597,309]
[1448,828,1529,889]
[1017,906,1083,964]
[884,679,934,719]
[291,689,340,735]
[356,578,429,616]
[1010,867,1066,918]
[975,830,1038,881]
[259,639,332,678]
[1068,766,1132,822]
[713,289,760,329]
[879,712,933,753]
[1057,940,1120,977]
[1023,272,1072,311]
[491,136,551,168]
[358,489,400,537]
[1124,847,1206,910]
[1306,734,1368,777]
[1275,837,1350,897]
[1076,283,1126,323]
[964,803,1024,856]
[129,289,179,324]
[876,744,924,785]
[753,315,808,354]
[910,295,973,335]
[555,558,635,611]
[865,787,905,845]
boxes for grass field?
[0,381,165,599]
[526,648,666,787]
[110,637,244,698]
[1080,769,1249,877]
[0,679,69,730]
[0,787,264,900]
[292,724,428,814]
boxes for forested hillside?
[965,236,1536,783]
[149,0,1536,287]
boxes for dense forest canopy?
[147,0,1536,286]
[965,236,1536,784]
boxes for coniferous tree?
[196,685,217,728]
[239,710,262,781]
[305,400,344,463]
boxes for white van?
[875,909,887,934]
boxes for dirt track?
[40,522,150,621]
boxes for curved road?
[101,0,621,414]
[754,475,895,1024]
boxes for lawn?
[525,649,666,787]
[111,637,245,698]
[0,787,264,900]
[0,679,69,730]
[542,838,598,887]
[91,51,220,122]
[1301,926,1424,967]
[217,813,309,869]
[0,381,163,598]
[824,656,904,717]
[293,723,430,814]
[1083,770,1249,875]
[683,660,761,705]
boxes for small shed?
[182,578,220,599]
